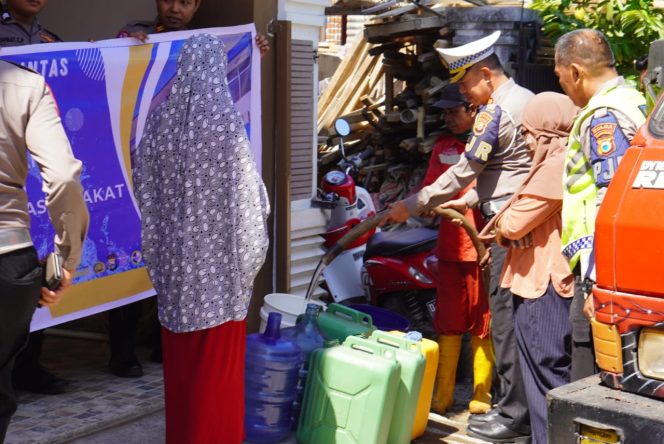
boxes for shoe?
[431,334,462,414]
[13,365,68,395]
[109,356,143,378]
[469,335,494,414]
[467,421,531,443]
[469,408,501,424]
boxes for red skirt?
[434,261,490,338]
[161,320,246,444]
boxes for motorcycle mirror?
[334,119,351,137]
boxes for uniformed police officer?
[117,0,270,56]
[383,31,534,442]
[0,0,73,397]
[0,59,88,442]
[0,0,60,48]
[554,29,646,381]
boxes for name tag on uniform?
[438,153,460,165]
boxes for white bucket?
[258,293,325,332]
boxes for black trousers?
[570,278,597,381]
[489,243,530,432]
[0,247,42,443]
[108,301,142,361]
[514,284,572,444]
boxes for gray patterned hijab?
[132,34,270,333]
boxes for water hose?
[431,207,491,289]
[322,207,488,271]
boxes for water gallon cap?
[405,331,423,342]
[264,312,283,341]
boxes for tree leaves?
[530,0,664,77]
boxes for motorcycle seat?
[364,227,438,259]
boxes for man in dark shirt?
[117,0,270,55]
[0,0,60,48]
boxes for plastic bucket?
[348,304,410,331]
[258,293,325,332]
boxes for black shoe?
[467,421,531,443]
[13,366,69,395]
[469,408,501,424]
[109,356,143,378]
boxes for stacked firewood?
[317,3,541,210]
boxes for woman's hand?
[40,268,74,307]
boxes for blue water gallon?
[245,312,302,443]
[281,303,326,427]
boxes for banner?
[0,24,262,331]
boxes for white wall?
[38,0,156,42]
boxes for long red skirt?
[161,320,246,444]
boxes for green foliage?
[530,0,664,78]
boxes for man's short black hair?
[555,29,616,73]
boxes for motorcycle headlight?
[638,328,664,380]
[408,266,432,284]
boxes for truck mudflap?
[548,376,664,444]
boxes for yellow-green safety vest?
[561,84,646,270]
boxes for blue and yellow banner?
[0,24,262,330]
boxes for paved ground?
[5,332,489,444]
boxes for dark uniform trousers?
[570,277,597,381]
[489,243,530,431]
[0,247,42,442]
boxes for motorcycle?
[314,119,439,336]
[315,118,376,304]
[362,227,439,338]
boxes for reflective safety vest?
[561,84,646,270]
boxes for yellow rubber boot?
[469,335,494,414]
[431,334,462,414]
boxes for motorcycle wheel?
[377,290,437,339]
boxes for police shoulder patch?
[41,28,62,43]
[465,104,502,164]
[590,121,617,156]
[473,105,496,135]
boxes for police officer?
[0,0,72,397]
[0,59,88,442]
[554,29,646,381]
[117,0,270,56]
[383,31,534,442]
[0,0,60,48]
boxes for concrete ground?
[6,333,490,444]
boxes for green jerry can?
[296,335,400,444]
[368,330,425,444]
[315,303,374,342]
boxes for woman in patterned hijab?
[132,33,270,443]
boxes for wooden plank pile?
[317,3,541,210]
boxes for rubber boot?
[431,334,462,414]
[469,335,494,414]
